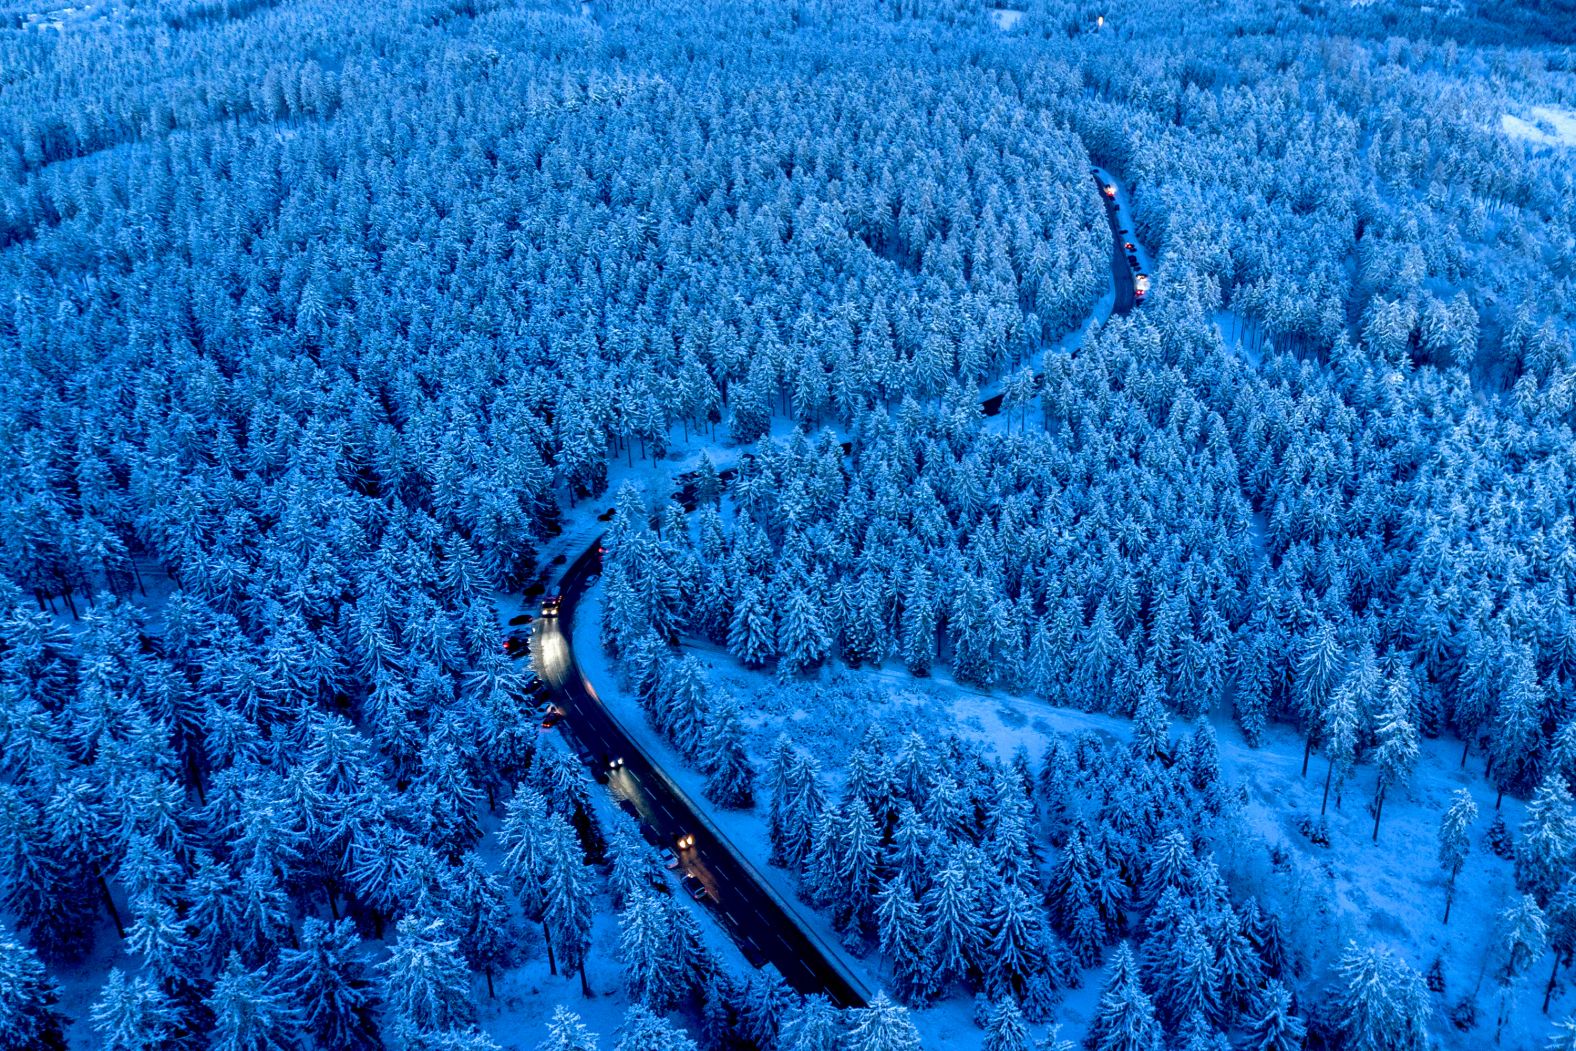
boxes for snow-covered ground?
[989,8,1024,31]
[1502,106,1576,149]
[572,562,1573,1049]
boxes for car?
[676,832,696,851]
[593,755,625,783]
[1128,255,1140,268]
[681,874,711,903]
[504,634,531,658]
[540,705,565,730]
[1123,241,1135,252]
[508,612,532,626]
[542,594,562,617]
[664,852,682,871]
[1102,183,1116,199]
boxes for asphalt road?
[981,169,1137,419]
[1097,170,1138,316]
[530,542,868,1007]
[529,165,1143,1002]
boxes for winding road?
[524,164,1144,1006]
[531,543,870,1007]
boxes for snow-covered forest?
[4,0,1576,1048]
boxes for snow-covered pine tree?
[1518,774,1576,906]
[544,821,595,997]
[1371,651,1419,841]
[1331,941,1430,1051]
[704,694,756,808]
[614,1004,698,1051]
[618,891,685,1012]
[777,586,832,678]
[1237,981,1305,1051]
[778,994,843,1051]
[1086,942,1164,1051]
[1438,789,1478,924]
[448,853,518,998]
[984,881,1048,1001]
[923,858,982,990]
[277,917,380,1051]
[843,993,922,1051]
[537,1006,599,1051]
[381,915,476,1042]
[981,997,1029,1051]
[727,581,776,669]
[0,929,67,1051]
[876,877,932,1005]
[206,953,300,1051]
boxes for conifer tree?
[704,695,756,809]
[1086,943,1164,1051]
[381,915,476,1041]
[1238,981,1305,1051]
[875,877,931,1005]
[1438,789,1478,924]
[206,953,300,1051]
[538,1006,599,1051]
[923,858,982,990]
[614,1005,697,1051]
[779,995,843,1051]
[1518,774,1576,906]
[277,918,380,1051]
[449,854,518,998]
[1371,653,1419,841]
[544,822,595,997]
[728,582,777,668]
[0,929,67,1051]
[843,993,922,1051]
[1332,942,1430,1051]
[981,998,1029,1051]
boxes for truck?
[1134,274,1151,301]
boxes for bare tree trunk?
[1372,784,1386,842]
[1321,754,1334,815]
[99,877,124,938]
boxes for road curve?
[532,162,1148,1003]
[532,542,870,1008]
[982,166,1139,418]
